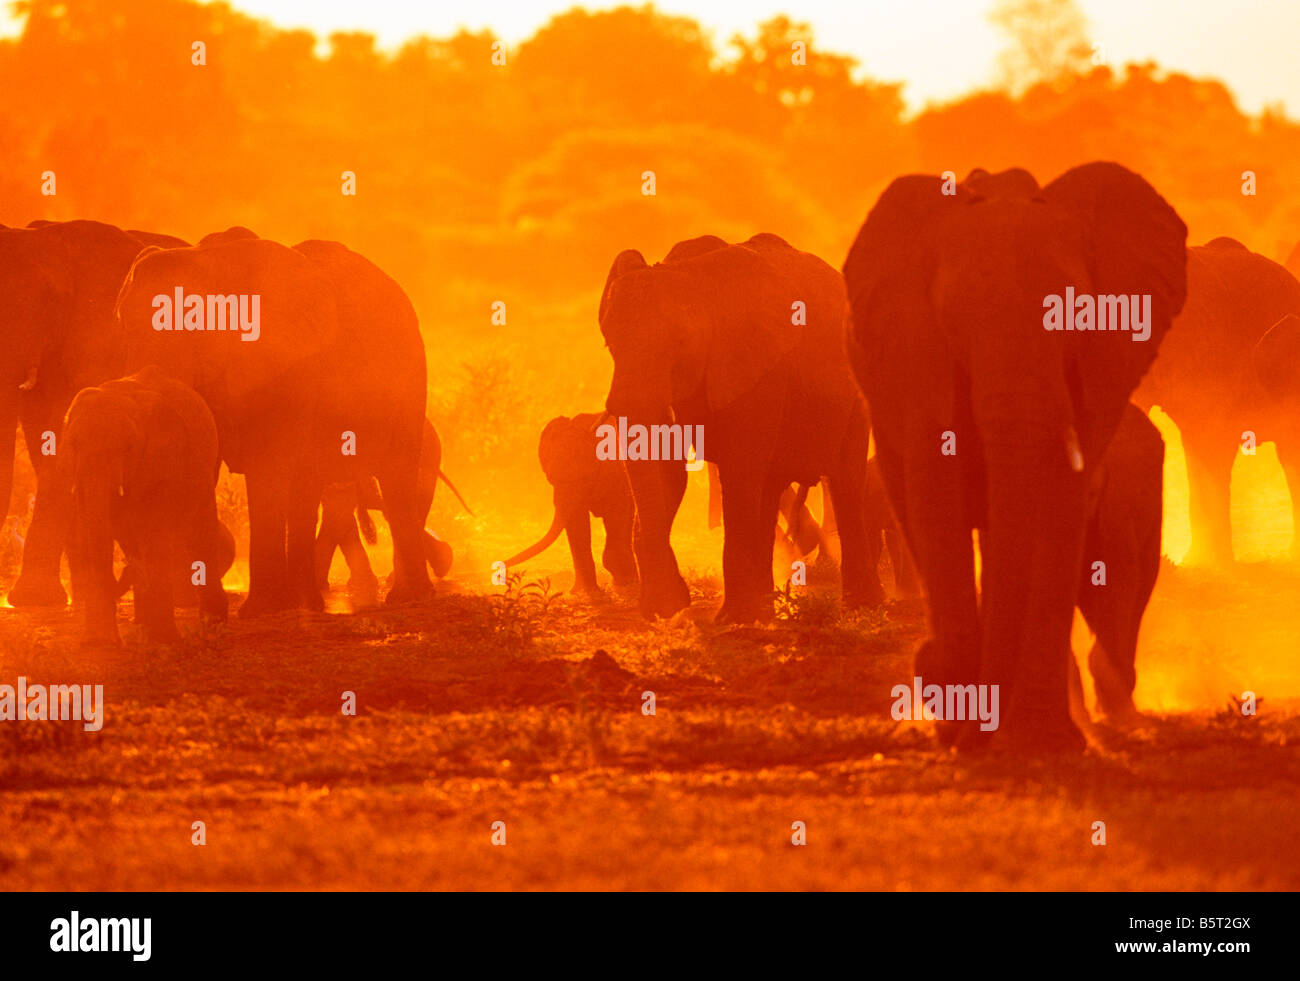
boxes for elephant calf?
[64,366,229,646]
[505,413,639,594]
[1074,403,1165,728]
[316,417,469,605]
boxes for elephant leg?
[376,459,434,606]
[8,426,71,607]
[627,457,691,618]
[137,534,180,645]
[828,464,884,610]
[887,522,921,598]
[288,467,324,612]
[240,468,292,617]
[1181,426,1236,566]
[601,509,638,588]
[565,508,601,595]
[337,512,379,604]
[717,464,779,623]
[884,437,980,747]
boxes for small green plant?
[489,573,558,647]
[772,583,841,627]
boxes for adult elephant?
[505,412,639,595]
[1135,239,1300,565]
[843,162,1187,751]
[601,233,877,622]
[0,219,148,606]
[115,235,433,612]
[116,237,338,613]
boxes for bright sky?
[2,1,1293,115]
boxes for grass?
[1,558,1298,890]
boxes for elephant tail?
[504,509,564,567]
[357,507,378,545]
[438,470,475,516]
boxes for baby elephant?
[1073,403,1165,729]
[316,418,469,605]
[65,366,229,646]
[506,413,638,594]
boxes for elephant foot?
[424,533,453,579]
[238,590,294,618]
[7,576,69,608]
[638,578,691,620]
[348,575,380,610]
[715,596,773,625]
[384,578,434,607]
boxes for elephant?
[114,234,431,614]
[601,233,879,622]
[316,417,470,603]
[1,219,152,606]
[843,162,1187,751]
[63,365,228,646]
[504,412,639,594]
[1074,403,1165,728]
[1135,239,1300,565]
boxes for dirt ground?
[2,537,1298,892]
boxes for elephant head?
[843,162,1187,750]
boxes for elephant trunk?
[70,472,121,646]
[504,508,565,567]
[975,414,1088,751]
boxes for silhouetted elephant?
[844,162,1187,751]
[505,413,638,595]
[1136,238,1300,565]
[316,418,469,605]
[1074,404,1165,728]
[64,366,228,647]
[115,233,431,615]
[602,233,878,622]
[1,219,155,607]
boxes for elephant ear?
[598,250,648,326]
[699,244,805,414]
[1042,162,1188,452]
[1253,314,1300,397]
[540,415,600,490]
[843,174,974,431]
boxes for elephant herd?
[1,219,436,644]
[4,158,1298,752]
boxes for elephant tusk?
[17,365,37,392]
[1064,426,1084,473]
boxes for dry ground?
[2,543,1298,892]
